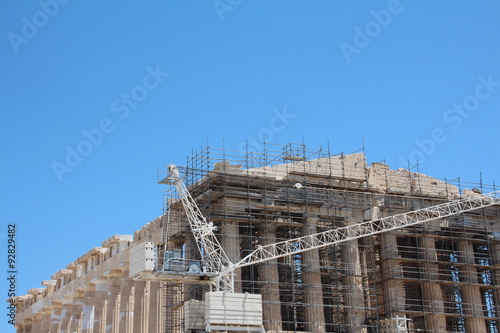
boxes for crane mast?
[167,164,234,291]
[166,164,500,293]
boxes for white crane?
[166,164,500,293]
[165,164,234,291]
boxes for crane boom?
[223,191,500,275]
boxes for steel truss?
[227,192,500,273]
[168,165,234,291]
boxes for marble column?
[69,291,84,333]
[59,295,74,333]
[418,234,446,332]
[39,310,51,333]
[132,281,151,333]
[31,314,42,333]
[93,278,109,333]
[259,224,282,332]
[105,270,122,333]
[342,238,367,333]
[373,202,406,318]
[492,243,500,320]
[49,302,62,333]
[118,270,135,333]
[221,219,242,292]
[302,217,326,332]
[380,233,406,317]
[148,282,164,333]
[458,239,486,332]
[81,285,96,333]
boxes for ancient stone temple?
[12,143,500,332]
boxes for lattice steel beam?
[228,192,500,273]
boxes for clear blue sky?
[1,1,500,331]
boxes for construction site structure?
[11,142,500,333]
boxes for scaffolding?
[158,142,500,333]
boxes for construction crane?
[164,164,500,293]
[165,164,234,292]
[130,164,500,332]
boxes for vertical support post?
[59,296,74,332]
[303,217,326,332]
[69,291,84,333]
[132,281,150,333]
[40,280,59,332]
[418,230,446,331]
[380,232,406,317]
[492,243,500,321]
[81,285,96,333]
[372,201,406,320]
[118,270,135,333]
[49,302,63,333]
[259,224,282,332]
[31,314,42,333]
[105,271,121,333]
[39,310,51,333]
[342,238,367,333]
[221,219,242,292]
[458,239,487,332]
[93,278,109,333]
[148,282,165,333]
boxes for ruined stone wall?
[12,216,167,333]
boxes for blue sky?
[1,1,500,331]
